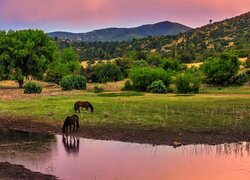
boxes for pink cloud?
[0,0,249,31]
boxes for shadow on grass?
[97,92,145,97]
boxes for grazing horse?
[62,114,79,134]
[74,101,94,113]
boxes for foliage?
[161,58,182,72]
[114,58,133,77]
[121,80,133,91]
[60,76,74,90]
[72,75,87,90]
[60,75,87,90]
[129,67,172,91]
[56,12,250,63]
[233,73,249,86]
[93,86,104,93]
[45,48,80,83]
[246,54,250,68]
[44,69,63,84]
[0,30,57,87]
[23,82,42,94]
[145,52,163,67]
[202,53,240,85]
[94,63,123,83]
[148,80,167,93]
[175,69,201,93]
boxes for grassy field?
[1,84,250,135]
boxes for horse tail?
[89,102,94,113]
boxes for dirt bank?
[1,115,250,146]
[0,162,58,180]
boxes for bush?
[93,86,104,93]
[23,82,42,94]
[60,76,74,90]
[94,63,123,83]
[148,80,166,93]
[129,67,172,91]
[121,80,133,91]
[175,71,201,93]
[202,53,240,85]
[246,55,250,68]
[233,73,249,86]
[44,70,63,84]
[72,75,87,90]
[60,75,87,90]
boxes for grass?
[1,88,250,135]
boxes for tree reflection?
[181,142,250,157]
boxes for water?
[0,129,250,180]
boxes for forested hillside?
[56,12,249,62]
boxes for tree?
[202,52,240,85]
[0,30,57,87]
[45,47,80,84]
[94,63,123,83]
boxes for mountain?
[59,11,249,62]
[48,21,192,42]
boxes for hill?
[48,21,191,42]
[56,12,249,63]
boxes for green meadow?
[1,88,250,135]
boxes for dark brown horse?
[74,101,94,113]
[62,114,79,134]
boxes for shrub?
[202,53,240,85]
[23,82,42,94]
[233,73,249,86]
[93,86,104,93]
[44,70,63,84]
[175,71,201,93]
[161,58,182,72]
[72,75,87,90]
[121,80,133,91]
[129,67,172,91]
[148,80,166,93]
[246,55,250,68]
[94,63,123,83]
[60,75,74,90]
[60,75,87,90]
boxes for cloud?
[0,0,249,31]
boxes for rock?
[172,141,182,147]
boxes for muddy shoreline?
[1,115,250,146]
[0,162,58,180]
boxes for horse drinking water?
[62,114,79,134]
[74,101,94,113]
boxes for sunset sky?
[0,0,249,32]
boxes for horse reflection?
[62,135,80,155]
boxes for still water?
[0,129,250,180]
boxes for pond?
[0,129,250,180]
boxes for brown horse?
[74,101,94,113]
[62,114,79,134]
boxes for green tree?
[45,47,80,84]
[129,67,171,91]
[0,30,57,87]
[94,63,123,83]
[202,53,240,85]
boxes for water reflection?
[1,129,250,180]
[62,135,80,155]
